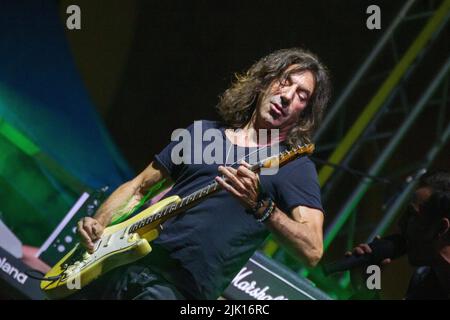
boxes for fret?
[180,197,188,207]
[146,216,154,225]
[161,207,169,217]
[130,221,140,232]
[145,216,154,226]
[161,204,175,217]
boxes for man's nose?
[280,86,296,106]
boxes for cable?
[25,269,61,282]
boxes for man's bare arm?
[93,161,171,226]
[78,161,172,252]
[216,162,324,267]
[265,206,324,267]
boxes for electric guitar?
[40,144,314,299]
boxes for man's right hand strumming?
[77,217,105,253]
[75,161,169,254]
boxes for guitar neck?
[128,180,219,233]
[128,144,313,234]
[128,162,262,234]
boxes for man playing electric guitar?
[75,48,331,299]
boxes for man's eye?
[279,77,290,86]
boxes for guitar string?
[224,129,271,168]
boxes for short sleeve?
[154,122,196,181]
[271,157,323,214]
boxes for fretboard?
[128,160,264,234]
[128,180,222,233]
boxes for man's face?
[400,187,438,266]
[255,65,315,130]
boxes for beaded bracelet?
[255,198,275,223]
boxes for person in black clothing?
[74,48,332,299]
[347,170,450,299]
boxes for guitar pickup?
[92,239,102,252]
[120,227,130,239]
[102,235,112,247]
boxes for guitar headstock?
[261,143,315,169]
[279,143,315,165]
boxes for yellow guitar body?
[40,195,181,300]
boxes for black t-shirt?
[147,120,323,299]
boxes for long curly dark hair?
[216,48,331,145]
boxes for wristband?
[255,198,275,223]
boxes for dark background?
[60,0,409,170]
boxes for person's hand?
[77,217,105,253]
[215,161,261,210]
[344,236,391,292]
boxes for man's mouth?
[270,102,285,117]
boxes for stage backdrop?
[0,1,133,246]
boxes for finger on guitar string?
[82,218,98,241]
[77,220,94,252]
[218,166,247,193]
[215,176,243,198]
[237,167,259,188]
